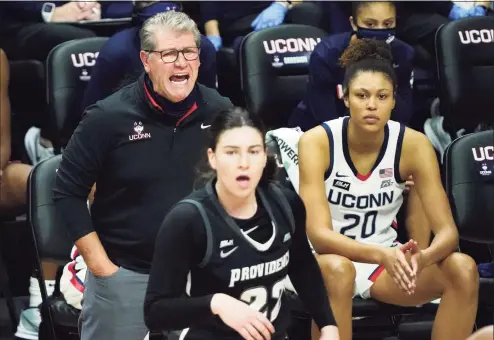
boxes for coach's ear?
[207,148,217,170]
[343,94,349,108]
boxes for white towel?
[265,127,304,193]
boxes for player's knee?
[317,255,355,296]
[442,253,479,295]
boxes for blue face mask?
[356,26,396,42]
[134,2,181,25]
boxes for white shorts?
[287,241,401,299]
[284,261,386,299]
[352,261,385,299]
[353,241,401,299]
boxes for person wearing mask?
[144,107,339,340]
[201,1,324,52]
[288,1,415,132]
[298,39,479,340]
[52,11,232,340]
[81,1,218,112]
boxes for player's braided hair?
[339,38,396,98]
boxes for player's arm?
[144,203,215,331]
[0,49,11,170]
[286,190,337,330]
[401,129,459,268]
[299,127,388,264]
[404,186,431,250]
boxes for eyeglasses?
[146,47,200,63]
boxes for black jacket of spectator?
[53,74,233,274]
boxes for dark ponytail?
[339,38,396,97]
[194,107,278,188]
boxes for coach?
[53,11,232,340]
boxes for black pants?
[1,22,96,62]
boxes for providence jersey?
[322,117,406,247]
[176,182,295,340]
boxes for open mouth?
[169,74,190,84]
[236,175,251,188]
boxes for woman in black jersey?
[144,107,339,340]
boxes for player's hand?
[211,293,275,340]
[404,175,414,194]
[319,325,340,339]
[380,241,416,295]
[407,239,423,278]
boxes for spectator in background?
[288,1,415,132]
[53,11,232,340]
[396,1,493,67]
[0,1,102,62]
[1,0,145,170]
[401,1,494,161]
[81,1,217,112]
[201,1,324,52]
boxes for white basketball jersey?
[322,117,406,247]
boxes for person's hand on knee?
[381,241,417,294]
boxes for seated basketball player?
[297,39,479,340]
[144,107,339,340]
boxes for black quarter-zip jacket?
[53,74,233,273]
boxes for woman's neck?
[347,119,385,153]
[215,181,257,219]
[145,74,196,118]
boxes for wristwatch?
[41,2,56,23]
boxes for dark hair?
[351,1,395,19]
[195,107,277,188]
[339,38,396,98]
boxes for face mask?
[134,2,181,25]
[356,26,396,42]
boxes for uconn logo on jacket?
[458,29,494,44]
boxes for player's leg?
[0,162,31,212]
[467,325,494,340]
[311,254,355,340]
[370,252,479,340]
